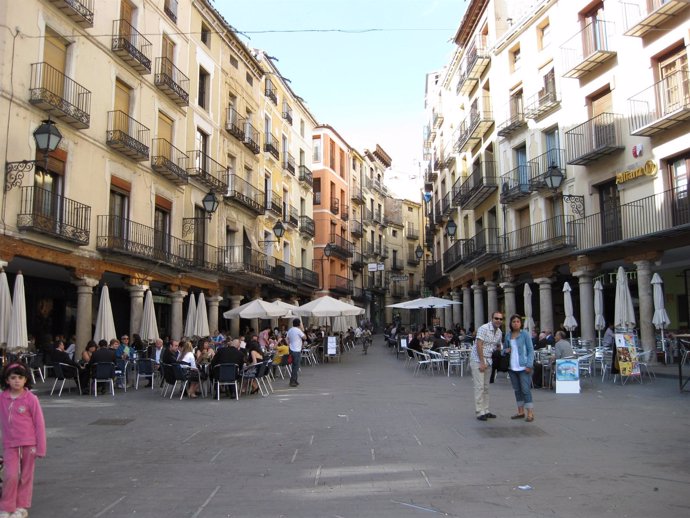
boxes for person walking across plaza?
[471,311,504,421]
[287,318,306,387]
[504,314,535,422]
[0,362,47,518]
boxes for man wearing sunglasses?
[471,312,504,421]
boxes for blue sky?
[218,0,468,200]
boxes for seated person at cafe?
[430,330,447,351]
[116,335,131,359]
[554,331,574,359]
[602,323,615,348]
[89,340,116,365]
[535,332,548,350]
[245,337,264,365]
[52,340,88,391]
[161,340,180,365]
[146,338,164,365]
[210,339,245,390]
[407,332,424,354]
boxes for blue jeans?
[289,350,301,383]
[509,369,533,409]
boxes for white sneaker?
[9,508,28,518]
[0,511,11,518]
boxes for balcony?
[298,165,313,187]
[225,174,265,215]
[341,204,350,221]
[183,241,222,273]
[433,110,444,129]
[502,215,576,263]
[226,107,245,141]
[372,210,382,225]
[629,68,690,136]
[408,283,421,297]
[574,186,690,252]
[298,267,319,288]
[282,101,293,125]
[425,260,445,286]
[350,219,363,238]
[299,215,315,237]
[363,241,375,257]
[29,62,91,129]
[434,199,444,224]
[186,150,228,192]
[330,274,353,295]
[457,227,500,267]
[219,245,272,280]
[528,148,566,192]
[497,99,526,138]
[106,110,149,161]
[561,19,616,79]
[391,257,404,271]
[380,246,389,259]
[441,192,452,216]
[363,208,374,227]
[266,190,282,217]
[265,80,278,105]
[351,251,365,270]
[443,238,468,272]
[566,113,624,165]
[111,19,152,74]
[500,164,532,204]
[96,215,190,269]
[17,186,90,245]
[264,132,279,160]
[622,0,690,37]
[283,152,296,175]
[154,57,189,106]
[456,35,491,96]
[406,223,419,240]
[425,164,438,183]
[452,160,498,210]
[352,286,366,302]
[390,284,405,298]
[164,0,178,23]
[330,197,340,215]
[47,0,94,27]
[270,258,299,284]
[242,122,260,154]
[151,138,188,185]
[329,233,354,258]
[285,205,298,228]
[456,95,494,152]
[524,88,560,120]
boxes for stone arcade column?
[472,283,485,330]
[228,295,244,339]
[534,277,554,333]
[501,282,516,321]
[462,285,472,331]
[207,294,223,337]
[634,259,655,355]
[127,283,146,339]
[485,281,498,318]
[170,289,187,341]
[444,295,453,329]
[452,290,462,328]
[573,270,595,342]
[72,277,99,357]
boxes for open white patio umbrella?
[614,266,636,331]
[594,280,606,346]
[523,283,535,334]
[223,298,290,319]
[6,272,28,352]
[194,292,210,337]
[0,270,12,345]
[93,284,117,343]
[294,296,365,318]
[183,293,197,338]
[272,299,299,318]
[139,290,160,342]
[651,273,671,359]
[563,282,578,346]
[387,296,459,309]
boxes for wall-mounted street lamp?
[415,244,424,261]
[319,243,333,290]
[182,190,219,237]
[446,216,457,242]
[5,119,63,192]
[544,163,585,218]
[272,220,285,241]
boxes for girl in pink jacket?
[0,362,46,518]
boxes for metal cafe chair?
[211,363,240,400]
[50,362,81,397]
[91,362,115,397]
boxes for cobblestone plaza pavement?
[32,338,690,518]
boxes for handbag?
[493,349,510,372]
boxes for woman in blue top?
[503,314,535,422]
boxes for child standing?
[0,362,46,518]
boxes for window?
[329,141,336,170]
[195,128,209,171]
[657,46,688,115]
[510,45,521,72]
[392,230,398,238]
[245,72,253,86]
[198,67,209,109]
[537,19,550,50]
[161,34,175,76]
[312,138,321,162]
[313,178,321,205]
[164,0,177,23]
[200,23,210,47]
[229,55,238,68]
[109,181,129,240]
[154,198,171,254]
[43,28,68,96]
[300,119,305,137]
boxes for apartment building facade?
[424,0,690,354]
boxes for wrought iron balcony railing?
[225,174,265,214]
[497,98,526,137]
[444,228,499,270]
[621,0,689,38]
[106,110,149,161]
[529,148,566,191]
[186,150,228,192]
[264,132,280,160]
[267,190,282,216]
[341,203,350,221]
[219,245,271,278]
[628,68,690,136]
[243,122,260,154]
[265,80,278,104]
[154,57,189,106]
[299,215,315,237]
[29,62,91,129]
[111,19,152,74]
[350,219,363,238]
[329,233,354,258]
[270,258,299,284]
[561,19,616,79]
[330,274,353,295]
[282,101,293,125]
[96,215,190,269]
[523,88,560,120]
[456,34,490,96]
[500,164,532,204]
[17,185,90,245]
[298,267,319,288]
[408,283,421,297]
[501,215,576,262]
[426,260,445,286]
[330,197,340,215]
[565,112,624,165]
[452,160,498,210]
[151,138,188,185]
[288,205,299,228]
[226,107,245,141]
[298,165,313,186]
[351,189,363,204]
[182,241,221,272]
[283,152,296,175]
[47,0,94,28]
[456,95,494,152]
[406,223,419,240]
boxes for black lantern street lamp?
[415,244,423,261]
[319,243,333,290]
[446,216,457,241]
[202,190,219,216]
[543,163,585,218]
[5,119,63,192]
[272,220,286,241]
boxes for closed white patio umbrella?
[594,280,606,346]
[194,292,210,337]
[0,270,12,345]
[184,293,197,338]
[651,273,671,361]
[139,290,160,342]
[563,282,578,346]
[523,283,535,334]
[6,272,28,352]
[93,284,117,343]
[614,266,636,331]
